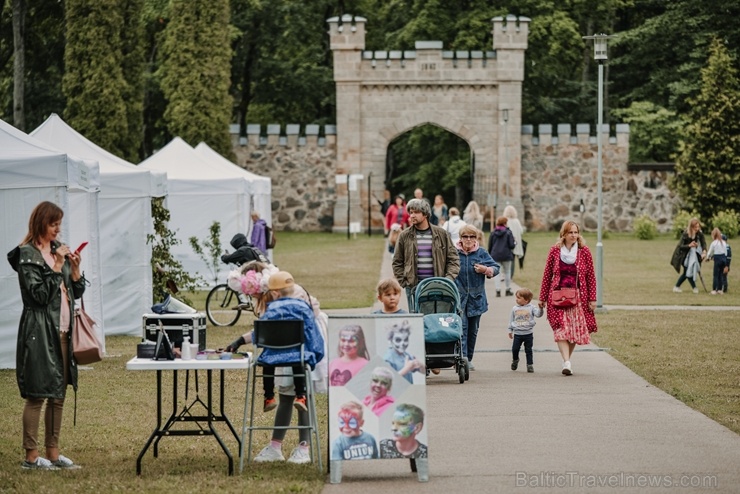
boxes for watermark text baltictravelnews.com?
[515,471,719,489]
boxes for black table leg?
[207,369,234,475]
[136,370,163,475]
[219,369,241,445]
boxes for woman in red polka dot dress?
[539,220,598,375]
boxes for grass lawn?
[0,230,737,492]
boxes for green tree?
[189,221,223,286]
[1,0,66,130]
[119,0,146,162]
[159,0,233,158]
[611,0,740,116]
[674,38,740,220]
[611,101,681,162]
[148,198,201,304]
[387,125,471,210]
[231,0,336,130]
[63,0,130,159]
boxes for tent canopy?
[0,118,104,368]
[193,142,272,233]
[32,113,166,198]
[194,142,271,195]
[140,137,252,286]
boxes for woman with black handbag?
[538,220,597,376]
[7,201,86,469]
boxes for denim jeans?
[675,266,697,289]
[712,255,727,291]
[512,333,534,365]
[462,315,481,362]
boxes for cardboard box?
[142,313,206,350]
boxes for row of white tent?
[0,114,271,368]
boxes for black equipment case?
[142,313,207,350]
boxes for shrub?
[633,214,658,240]
[709,210,740,238]
[672,211,694,239]
[189,221,223,285]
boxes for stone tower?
[328,14,530,231]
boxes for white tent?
[194,142,272,248]
[32,114,167,336]
[0,118,104,369]
[139,137,252,286]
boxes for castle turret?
[493,15,530,215]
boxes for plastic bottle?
[182,336,191,359]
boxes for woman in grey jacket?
[7,201,85,470]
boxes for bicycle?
[205,283,253,327]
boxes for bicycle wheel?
[206,284,241,326]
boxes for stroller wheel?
[458,365,465,383]
[464,359,470,381]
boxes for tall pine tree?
[674,38,740,220]
[119,0,146,162]
[63,0,130,159]
[159,0,233,158]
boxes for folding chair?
[239,319,322,472]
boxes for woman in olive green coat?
[7,201,85,470]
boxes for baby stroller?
[414,277,469,383]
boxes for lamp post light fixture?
[582,33,616,310]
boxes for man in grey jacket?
[392,198,460,310]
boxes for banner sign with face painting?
[328,314,428,466]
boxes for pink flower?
[240,270,263,295]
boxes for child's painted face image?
[370,374,392,400]
[339,331,359,358]
[338,409,363,437]
[390,409,418,439]
[390,331,409,355]
[379,290,400,310]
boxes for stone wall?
[231,123,681,233]
[521,123,680,233]
[231,125,338,232]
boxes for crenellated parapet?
[229,124,337,148]
[327,14,366,51]
[492,15,531,51]
[492,15,530,82]
[520,123,630,148]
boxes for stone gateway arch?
[328,14,530,232]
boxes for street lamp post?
[582,33,616,310]
[502,108,509,207]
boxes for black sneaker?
[505,289,514,296]
[496,291,501,298]
[511,359,519,371]
[527,365,534,373]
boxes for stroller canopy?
[414,277,461,315]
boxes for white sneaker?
[21,457,58,470]
[672,286,682,293]
[287,442,311,464]
[692,287,699,294]
[711,290,717,295]
[52,455,81,470]
[254,445,285,462]
[562,361,572,376]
